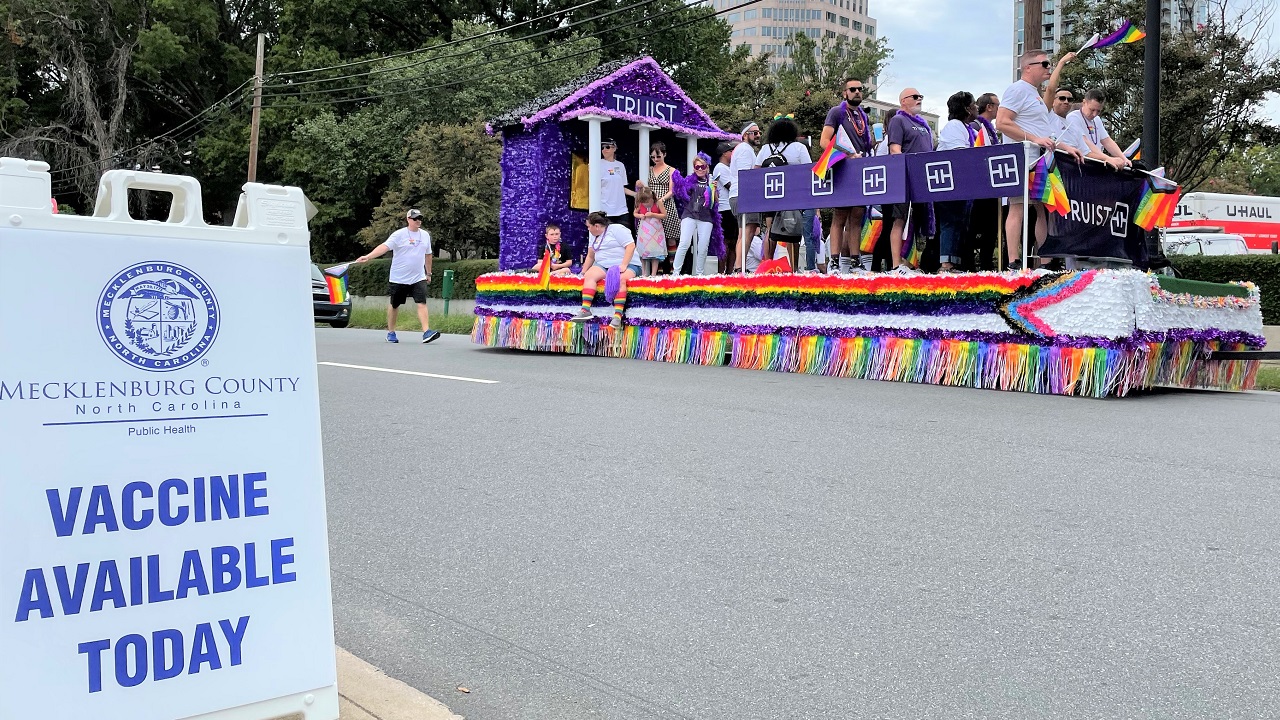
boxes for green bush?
[340,258,499,299]
[1168,254,1280,324]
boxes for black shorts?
[890,202,930,222]
[388,280,429,307]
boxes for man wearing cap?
[600,139,632,229]
[355,208,441,344]
[729,121,762,272]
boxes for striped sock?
[580,288,594,311]
[613,287,628,319]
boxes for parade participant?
[730,122,762,272]
[355,208,441,344]
[936,92,979,272]
[636,142,680,269]
[887,87,935,273]
[753,115,811,267]
[969,93,1003,271]
[633,187,668,277]
[975,93,1000,145]
[672,152,718,276]
[996,49,1083,270]
[820,77,876,273]
[1062,90,1132,170]
[569,213,640,329]
[600,139,633,229]
[1050,88,1073,138]
[712,141,740,273]
[543,222,574,275]
[1042,52,1077,133]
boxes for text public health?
[10,471,299,694]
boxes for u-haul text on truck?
[1170,192,1280,252]
[0,158,338,720]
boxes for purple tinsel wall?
[498,124,588,271]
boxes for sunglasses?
[845,86,864,93]
[905,94,923,101]
[602,144,616,149]
[1030,60,1052,69]
[693,163,708,170]
[1056,95,1073,101]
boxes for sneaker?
[891,263,916,275]
[568,309,593,322]
[609,316,623,330]
[386,331,399,343]
[422,330,441,344]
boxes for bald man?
[886,87,935,272]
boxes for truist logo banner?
[607,93,683,123]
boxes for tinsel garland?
[1147,277,1259,310]
[472,316,1262,398]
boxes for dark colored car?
[312,263,351,328]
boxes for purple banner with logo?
[903,145,1029,203]
[1040,155,1147,264]
[737,154,907,212]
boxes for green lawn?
[334,305,476,334]
[1256,366,1280,392]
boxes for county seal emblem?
[98,262,219,371]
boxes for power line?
[271,0,607,79]
[262,0,668,97]
[261,1,749,109]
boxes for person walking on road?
[356,208,441,344]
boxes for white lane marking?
[318,361,499,384]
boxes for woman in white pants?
[672,152,717,275]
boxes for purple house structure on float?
[487,56,736,270]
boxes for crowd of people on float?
[548,47,1139,292]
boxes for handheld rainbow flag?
[1133,175,1181,231]
[322,263,350,304]
[536,248,552,289]
[1091,20,1146,49]
[901,207,922,268]
[1076,32,1101,54]
[859,207,883,254]
[1029,152,1071,216]
[813,125,857,177]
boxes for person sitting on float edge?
[570,212,640,330]
[543,222,574,275]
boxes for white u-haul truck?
[0,158,338,720]
[1170,191,1280,253]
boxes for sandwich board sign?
[0,158,339,720]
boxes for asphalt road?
[318,327,1280,720]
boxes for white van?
[1160,227,1250,257]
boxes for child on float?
[569,212,640,329]
[633,186,668,277]
[543,222,575,275]
[672,152,718,276]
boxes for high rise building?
[716,0,880,73]
[1012,0,1210,77]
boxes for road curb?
[337,647,462,720]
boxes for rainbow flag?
[1090,20,1146,48]
[859,207,883,253]
[322,264,350,304]
[813,125,857,177]
[1134,175,1181,231]
[973,128,987,147]
[1029,152,1071,216]
[536,248,552,289]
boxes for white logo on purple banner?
[924,161,954,193]
[1111,202,1130,237]
[987,154,1020,188]
[862,166,887,196]
[812,168,834,196]
[764,172,786,199]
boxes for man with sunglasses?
[887,87,935,273]
[729,121,762,272]
[820,77,876,273]
[997,49,1083,269]
[1051,89,1074,139]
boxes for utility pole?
[1142,0,1160,168]
[247,33,264,181]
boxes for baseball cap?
[602,138,617,147]
[406,209,423,220]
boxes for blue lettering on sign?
[77,616,250,692]
[45,472,269,537]
[607,92,684,123]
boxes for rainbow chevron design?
[813,125,857,178]
[997,271,1097,337]
[859,208,883,253]
[1029,152,1070,216]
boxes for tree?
[359,121,501,260]
[1058,0,1280,190]
[774,32,892,137]
[698,46,778,132]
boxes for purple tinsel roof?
[488,56,730,139]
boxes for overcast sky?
[872,0,1279,125]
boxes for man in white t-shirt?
[1061,89,1131,170]
[355,208,440,344]
[729,121,761,272]
[600,139,632,229]
[996,48,1083,270]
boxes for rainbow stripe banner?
[1029,152,1070,216]
[859,207,883,253]
[813,125,857,178]
[1134,176,1181,231]
[536,248,552,289]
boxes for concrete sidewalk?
[337,647,461,720]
